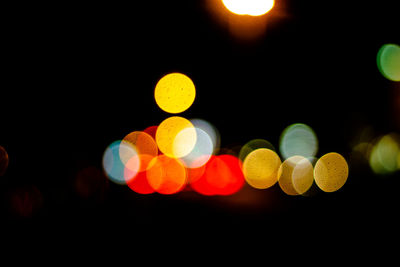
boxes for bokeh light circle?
[154,72,196,114]
[179,128,214,168]
[122,131,158,158]
[278,156,314,196]
[146,155,187,195]
[102,140,140,185]
[369,134,400,175]
[243,148,281,189]
[190,155,244,195]
[292,157,315,195]
[239,139,275,163]
[190,118,220,153]
[75,166,109,200]
[125,154,156,194]
[156,116,197,158]
[0,146,9,176]
[314,152,349,193]
[377,44,400,82]
[279,123,318,160]
[222,0,275,16]
[143,125,158,140]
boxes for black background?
[1,0,400,248]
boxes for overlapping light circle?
[278,156,314,195]
[146,155,187,195]
[179,127,214,169]
[190,118,220,153]
[369,133,400,175]
[156,116,197,158]
[239,139,275,163]
[190,155,244,196]
[103,140,140,185]
[101,72,350,198]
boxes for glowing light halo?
[369,134,400,175]
[279,123,318,160]
[122,131,158,158]
[154,72,196,114]
[179,127,214,169]
[190,118,220,153]
[189,155,218,196]
[222,0,275,16]
[292,157,315,195]
[143,125,158,140]
[314,152,349,193]
[102,140,140,185]
[278,156,314,196]
[242,148,281,189]
[377,43,400,82]
[125,154,156,195]
[146,154,187,195]
[156,116,197,158]
[0,146,9,176]
[239,139,275,164]
[206,154,245,195]
[190,155,245,196]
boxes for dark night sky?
[1,0,400,244]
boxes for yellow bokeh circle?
[154,72,196,114]
[242,148,281,189]
[156,116,197,158]
[278,156,314,196]
[314,152,349,193]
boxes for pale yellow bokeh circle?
[156,116,197,158]
[154,73,196,114]
[314,152,349,193]
[243,148,281,189]
[278,156,314,195]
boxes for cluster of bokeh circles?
[102,72,349,196]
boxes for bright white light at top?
[222,0,275,16]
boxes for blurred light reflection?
[9,185,43,218]
[377,43,400,82]
[369,134,400,175]
[0,145,9,176]
[75,166,109,200]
